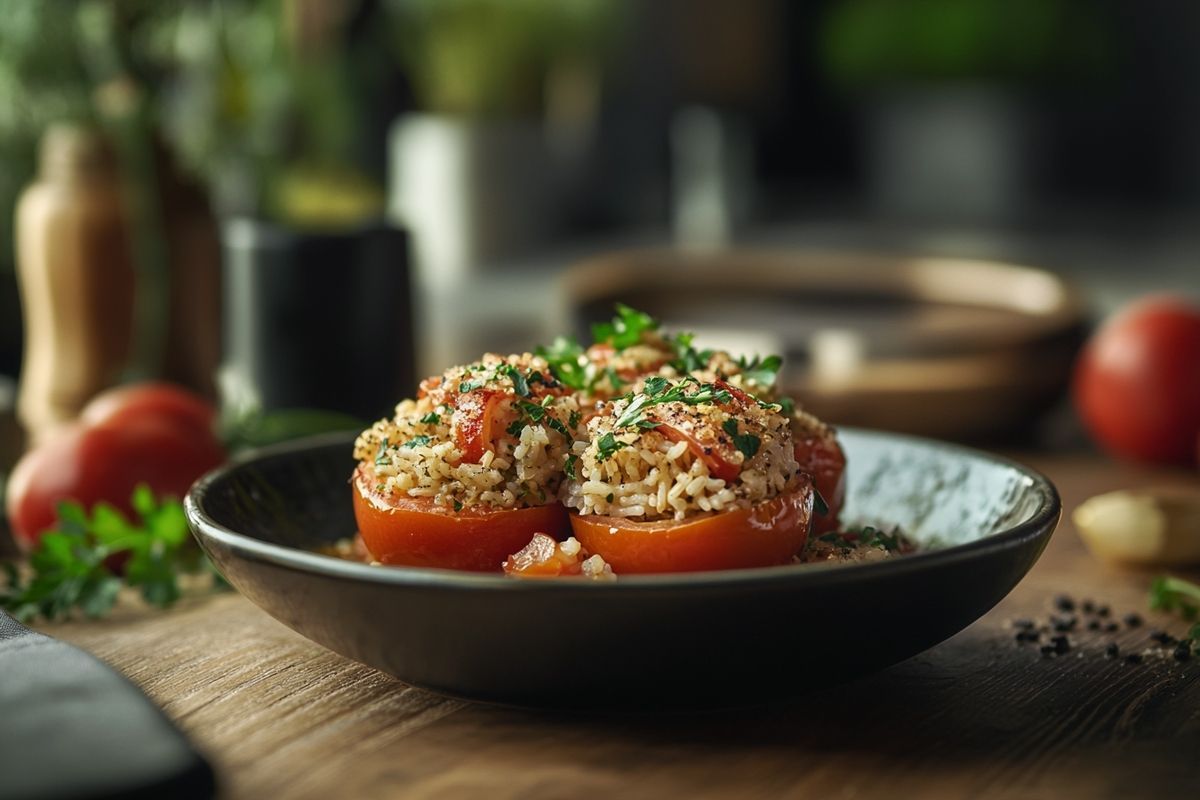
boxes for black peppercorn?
[1055,595,1076,612]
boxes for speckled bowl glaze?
[185,429,1059,709]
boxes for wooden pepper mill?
[14,123,220,445]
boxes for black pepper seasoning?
[1055,595,1076,612]
[1125,653,1143,665]
[1124,613,1143,628]
[1105,644,1120,659]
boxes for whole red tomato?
[5,384,225,549]
[1073,296,1200,465]
[81,382,216,440]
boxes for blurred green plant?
[819,0,1115,90]
[0,0,392,257]
[387,0,622,117]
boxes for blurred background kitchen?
[1,0,1198,477]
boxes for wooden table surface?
[37,454,1200,800]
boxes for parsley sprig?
[613,376,732,431]
[666,331,714,373]
[721,418,761,459]
[1149,576,1200,654]
[595,377,735,461]
[506,396,574,439]
[736,354,783,387]
[535,336,594,391]
[1,486,222,623]
[592,303,658,350]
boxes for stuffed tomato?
[561,376,815,573]
[351,353,578,570]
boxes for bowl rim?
[185,428,1060,593]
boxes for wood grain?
[38,454,1200,799]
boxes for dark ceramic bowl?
[185,429,1059,709]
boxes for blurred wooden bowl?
[562,248,1086,441]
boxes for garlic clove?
[1073,488,1200,566]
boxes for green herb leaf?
[419,412,441,425]
[535,336,590,391]
[666,331,714,373]
[452,499,463,512]
[722,418,760,459]
[813,489,830,516]
[1150,575,1200,619]
[592,303,659,351]
[1,486,224,622]
[564,454,579,480]
[611,377,733,432]
[375,438,391,466]
[736,354,783,387]
[596,432,628,461]
[403,435,433,449]
[497,364,531,397]
[458,379,484,393]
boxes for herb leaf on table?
[1,486,221,623]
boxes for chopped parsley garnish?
[777,396,796,415]
[452,499,463,512]
[818,525,904,553]
[458,379,484,393]
[593,377,736,460]
[611,377,732,431]
[667,331,714,373]
[592,303,658,350]
[596,432,628,460]
[564,453,579,480]
[497,364,531,397]
[418,412,441,425]
[374,438,391,465]
[509,398,572,439]
[527,370,559,389]
[568,410,582,429]
[606,493,615,503]
[721,418,760,459]
[736,354,783,387]
[403,435,433,449]
[535,336,590,391]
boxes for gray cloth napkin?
[0,612,214,800]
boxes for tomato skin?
[81,383,217,440]
[794,434,847,534]
[569,479,814,573]
[451,389,504,464]
[352,468,570,571]
[6,417,226,549]
[657,423,740,482]
[1073,296,1200,465]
